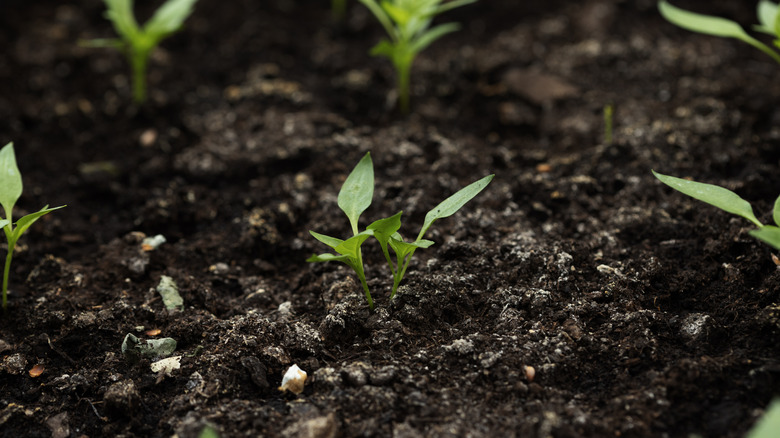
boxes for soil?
[1,0,779,437]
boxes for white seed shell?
[278,364,307,394]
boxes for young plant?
[653,170,780,250]
[0,143,65,311]
[83,0,199,103]
[658,0,780,64]
[307,152,493,310]
[357,0,477,113]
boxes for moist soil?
[1,0,780,437]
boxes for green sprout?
[0,143,65,311]
[357,0,477,113]
[83,0,199,103]
[308,152,493,309]
[653,171,780,250]
[658,0,780,64]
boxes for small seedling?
[357,0,477,113]
[83,0,199,103]
[658,1,780,64]
[0,143,65,311]
[308,152,493,309]
[653,170,780,250]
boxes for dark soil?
[1,0,779,436]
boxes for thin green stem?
[390,250,415,299]
[2,241,14,311]
[396,61,411,114]
[131,49,149,104]
[354,245,374,310]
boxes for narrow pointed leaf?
[755,0,779,35]
[103,0,141,41]
[334,232,372,256]
[433,0,477,15]
[338,153,374,234]
[358,0,397,39]
[12,205,66,239]
[307,253,351,263]
[309,231,344,250]
[0,219,8,229]
[419,174,494,239]
[652,171,762,227]
[658,1,750,39]
[0,143,22,221]
[143,0,198,38]
[410,23,459,54]
[370,39,397,58]
[750,226,780,250]
[773,195,780,228]
[367,211,403,246]
[381,1,411,27]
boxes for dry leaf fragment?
[29,364,45,378]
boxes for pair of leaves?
[653,171,780,250]
[0,144,66,240]
[102,0,198,50]
[658,1,780,64]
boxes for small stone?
[2,353,27,374]
[279,364,307,394]
[103,380,140,417]
[241,356,270,391]
[281,413,339,438]
[444,339,474,355]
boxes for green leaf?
[334,232,372,256]
[306,253,351,263]
[0,219,8,229]
[11,205,66,241]
[418,174,494,239]
[658,1,750,39]
[0,143,22,221]
[309,231,344,250]
[367,211,403,247]
[433,0,477,15]
[338,153,374,234]
[658,1,780,64]
[410,23,459,54]
[381,1,411,27]
[749,226,780,250]
[773,195,780,227]
[746,399,780,438]
[358,0,397,39]
[78,38,125,49]
[652,171,763,228]
[370,39,397,59]
[143,0,198,39]
[755,0,779,35]
[103,0,141,41]
[389,234,434,258]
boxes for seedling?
[357,0,477,113]
[653,171,780,250]
[0,143,65,311]
[83,0,199,103]
[308,152,493,309]
[658,1,780,64]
